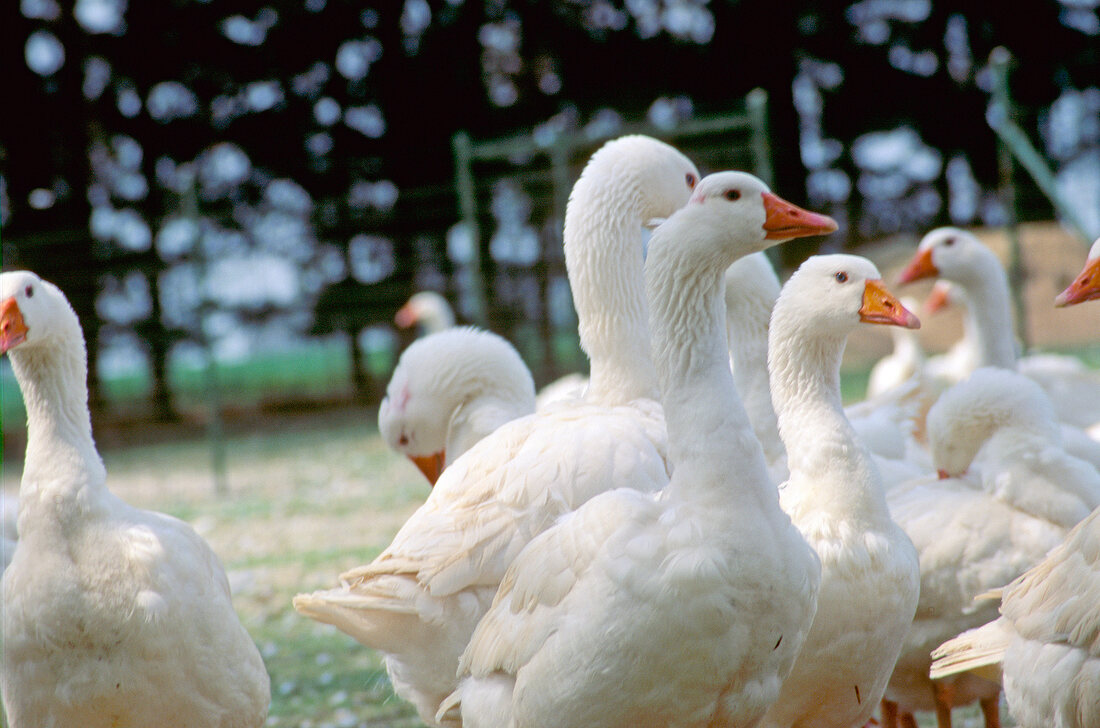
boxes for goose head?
[1055,237,1100,307]
[927,366,1060,478]
[658,171,838,261]
[395,291,455,333]
[896,227,997,286]
[577,135,700,229]
[773,255,920,339]
[0,270,78,355]
[378,327,535,485]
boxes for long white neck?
[648,245,774,507]
[10,332,108,531]
[769,318,890,522]
[727,294,785,468]
[956,263,1017,370]
[565,167,657,406]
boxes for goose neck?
[727,309,785,466]
[10,341,107,508]
[648,251,772,503]
[565,176,656,405]
[957,270,1017,370]
[769,324,889,519]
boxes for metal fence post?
[451,131,489,327]
[180,180,229,496]
[988,47,1030,353]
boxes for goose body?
[378,326,536,485]
[294,135,700,725]
[758,255,921,728]
[883,367,1100,726]
[930,506,1100,728]
[443,171,832,728]
[0,271,269,728]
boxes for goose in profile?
[378,327,536,485]
[294,135,702,726]
[758,254,921,728]
[0,270,270,728]
[440,170,833,728]
[897,227,1100,431]
[395,291,456,334]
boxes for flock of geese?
[0,134,1098,728]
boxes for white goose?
[929,505,1100,728]
[883,367,1100,728]
[441,170,832,728]
[0,271,270,728]
[897,227,1100,431]
[723,255,928,484]
[293,135,702,726]
[395,291,456,333]
[378,327,536,485]
[758,255,921,728]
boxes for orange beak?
[924,282,952,314]
[937,469,950,480]
[761,192,838,240]
[860,279,921,329]
[395,302,419,329]
[408,451,445,486]
[0,297,28,354]
[1055,257,1100,307]
[897,247,938,284]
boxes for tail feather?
[929,617,1012,683]
[292,585,424,654]
[435,689,462,726]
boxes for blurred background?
[3,0,1099,455]
[1,2,1099,725]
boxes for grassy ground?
[1,408,429,728]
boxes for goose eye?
[685,173,696,189]
[943,237,955,247]
[724,189,741,201]
[24,285,34,298]
[835,271,848,283]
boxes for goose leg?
[932,680,955,728]
[899,714,919,728]
[879,699,898,728]
[979,693,1001,728]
